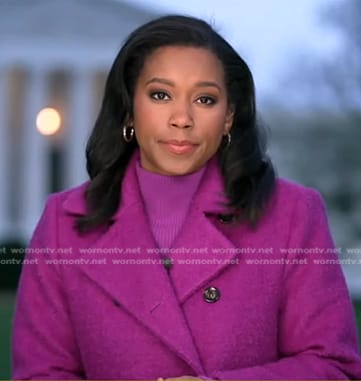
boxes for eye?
[150,91,170,101]
[196,96,216,105]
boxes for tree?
[274,0,361,116]
[263,0,361,251]
[318,0,361,115]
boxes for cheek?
[133,101,152,137]
[133,95,145,122]
[133,98,163,132]
[199,114,228,150]
[200,109,228,136]
[199,126,224,152]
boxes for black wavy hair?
[76,14,276,233]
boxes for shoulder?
[43,181,89,217]
[272,177,326,209]
[29,182,90,246]
[31,182,88,236]
[275,176,320,197]
[249,177,335,250]
[262,177,329,226]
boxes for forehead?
[139,45,225,83]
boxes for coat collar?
[62,149,229,218]
[62,150,244,376]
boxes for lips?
[163,140,197,146]
[160,139,199,155]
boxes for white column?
[0,67,11,239]
[65,69,91,188]
[19,69,49,240]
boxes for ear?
[124,114,134,127]
[224,104,235,134]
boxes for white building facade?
[0,0,158,241]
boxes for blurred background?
[0,0,360,378]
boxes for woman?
[12,15,361,380]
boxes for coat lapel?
[167,156,244,303]
[63,151,205,375]
[62,150,246,374]
[168,206,243,304]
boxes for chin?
[162,167,192,176]
[161,162,201,176]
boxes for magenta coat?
[12,152,361,379]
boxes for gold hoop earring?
[123,126,134,143]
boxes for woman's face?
[131,45,234,176]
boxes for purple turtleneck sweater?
[135,159,206,249]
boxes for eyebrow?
[145,77,221,91]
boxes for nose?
[169,100,193,129]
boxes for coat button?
[203,286,221,303]
[112,298,121,307]
[163,257,173,271]
[217,213,234,224]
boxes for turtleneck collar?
[135,157,207,249]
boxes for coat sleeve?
[12,195,84,380]
[213,189,361,380]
